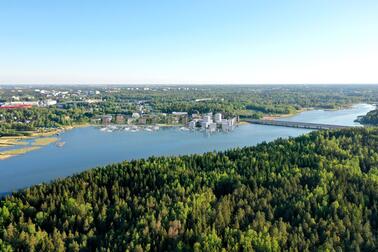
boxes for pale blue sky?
[1,0,377,84]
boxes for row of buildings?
[99,112,237,132]
[188,113,237,131]
[0,100,57,109]
[99,113,161,125]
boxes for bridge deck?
[245,119,350,130]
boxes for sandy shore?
[0,123,91,160]
[261,108,311,120]
[0,136,59,160]
[0,137,30,147]
[0,146,42,160]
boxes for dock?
[245,119,350,130]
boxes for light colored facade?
[187,112,236,132]
[172,112,188,116]
[221,121,230,131]
[208,122,217,131]
[8,101,39,106]
[214,113,222,123]
[201,121,210,129]
[132,112,141,119]
[203,115,212,123]
[102,115,112,125]
[189,120,197,129]
[39,99,57,107]
[229,117,237,126]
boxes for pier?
[245,119,350,130]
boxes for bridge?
[245,119,350,130]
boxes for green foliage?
[0,107,91,136]
[1,126,378,250]
[357,109,378,125]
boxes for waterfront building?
[214,113,222,123]
[132,112,141,119]
[229,117,237,126]
[115,115,125,124]
[221,121,230,131]
[201,121,210,129]
[191,113,201,119]
[203,115,212,123]
[187,112,236,132]
[172,112,188,116]
[138,117,147,125]
[208,122,217,132]
[188,120,196,129]
[102,115,112,125]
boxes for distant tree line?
[1,85,378,136]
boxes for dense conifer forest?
[357,109,378,125]
[1,127,378,251]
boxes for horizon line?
[1,83,378,86]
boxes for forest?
[0,108,92,136]
[1,127,378,251]
[357,109,378,125]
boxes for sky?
[0,0,377,85]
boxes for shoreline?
[261,108,311,120]
[1,103,373,160]
[0,137,59,160]
[0,123,90,160]
[260,103,372,121]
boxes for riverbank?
[0,123,90,145]
[1,103,374,194]
[0,123,91,160]
[261,108,311,120]
[1,104,372,161]
[260,103,363,121]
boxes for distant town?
[1,85,377,139]
[98,111,238,133]
[0,86,239,134]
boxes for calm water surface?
[0,103,374,193]
[278,103,375,126]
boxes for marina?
[0,103,374,194]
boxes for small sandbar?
[33,137,58,146]
[0,137,58,160]
[0,137,29,147]
[0,146,42,160]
